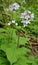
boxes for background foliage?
[0,0,38,65]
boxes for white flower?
[20,14,25,19]
[27,10,31,14]
[15,23,18,26]
[21,20,26,23]
[7,20,15,25]
[8,22,11,25]
[23,24,27,27]
[30,13,34,21]
[21,11,27,16]
[12,20,15,23]
[23,0,26,4]
[31,13,34,18]
[24,11,28,15]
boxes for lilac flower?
[21,20,30,26]
[13,3,20,10]
[20,10,34,27]
[25,15,30,20]
[5,3,20,12]
[9,7,14,11]
[9,3,20,11]
[21,11,27,18]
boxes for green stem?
[17,36,20,47]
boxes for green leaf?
[19,37,29,45]
[6,46,19,64]
[0,50,10,65]
[12,56,28,65]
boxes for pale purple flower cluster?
[9,3,20,11]
[20,10,34,27]
[5,3,20,11]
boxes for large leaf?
[0,50,10,65]
[19,37,29,45]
